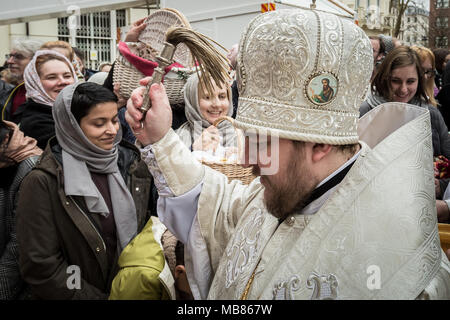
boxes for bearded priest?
[125,8,450,300]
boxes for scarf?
[180,73,236,148]
[365,91,424,110]
[52,83,137,251]
[0,120,42,166]
[24,50,78,107]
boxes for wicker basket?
[113,49,195,104]
[113,8,195,103]
[201,116,256,185]
[439,223,450,253]
[138,8,193,68]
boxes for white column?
[110,10,117,62]
[90,13,95,69]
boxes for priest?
[126,8,450,299]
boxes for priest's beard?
[254,144,316,220]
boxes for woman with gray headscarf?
[176,73,236,152]
[15,82,154,299]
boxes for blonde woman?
[411,45,438,106]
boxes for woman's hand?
[125,77,172,146]
[193,125,220,152]
[124,18,147,42]
[436,200,450,223]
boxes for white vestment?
[143,103,450,300]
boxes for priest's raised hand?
[125,76,173,146]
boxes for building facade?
[0,7,150,69]
[429,0,450,48]
[401,6,429,47]
[343,0,395,36]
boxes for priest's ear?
[311,143,333,162]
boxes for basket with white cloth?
[197,116,256,185]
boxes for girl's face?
[198,81,230,125]
[39,59,75,100]
[390,64,419,103]
[79,102,119,150]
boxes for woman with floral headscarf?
[20,50,77,150]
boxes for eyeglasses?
[5,53,28,61]
[423,69,436,78]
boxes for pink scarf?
[24,50,78,106]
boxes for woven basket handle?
[212,116,234,127]
[212,116,244,160]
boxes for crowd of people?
[1,6,450,300]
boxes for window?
[436,17,449,28]
[436,0,450,8]
[436,36,449,47]
[57,9,127,70]
[408,17,410,22]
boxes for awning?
[0,0,155,25]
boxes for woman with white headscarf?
[176,73,236,152]
[15,82,154,299]
[20,50,77,150]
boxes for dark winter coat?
[19,99,55,150]
[0,81,27,124]
[16,137,153,299]
[0,156,39,300]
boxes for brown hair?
[433,48,450,74]
[292,140,358,157]
[40,41,74,61]
[411,45,437,106]
[371,46,428,103]
[35,54,73,78]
